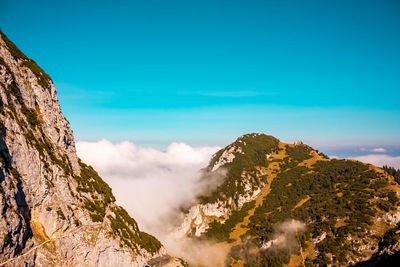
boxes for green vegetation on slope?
[285,144,313,162]
[108,206,162,253]
[204,200,255,242]
[76,160,162,253]
[235,159,399,266]
[77,160,115,222]
[197,134,279,242]
[383,165,400,184]
[0,30,52,88]
[193,135,400,267]
[200,134,279,204]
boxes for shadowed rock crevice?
[0,129,33,257]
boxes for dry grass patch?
[293,195,311,210]
[30,219,56,254]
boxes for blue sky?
[1,0,399,155]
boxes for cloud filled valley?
[76,140,220,235]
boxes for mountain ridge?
[0,30,186,266]
[174,133,400,266]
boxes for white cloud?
[351,154,400,169]
[371,147,387,153]
[75,140,221,235]
[359,147,387,153]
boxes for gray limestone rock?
[0,30,177,267]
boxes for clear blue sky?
[1,0,399,153]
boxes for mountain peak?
[174,132,400,266]
[209,133,280,172]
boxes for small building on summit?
[294,140,303,146]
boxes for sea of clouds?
[351,154,400,169]
[76,140,220,234]
[76,140,228,265]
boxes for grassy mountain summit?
[177,133,400,266]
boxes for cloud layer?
[359,147,388,153]
[76,140,220,235]
[351,154,400,169]
[370,148,387,153]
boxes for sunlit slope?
[177,133,400,266]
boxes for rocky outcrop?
[174,200,229,237]
[174,169,264,238]
[0,30,171,266]
[210,142,243,172]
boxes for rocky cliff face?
[175,133,400,266]
[0,31,170,266]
